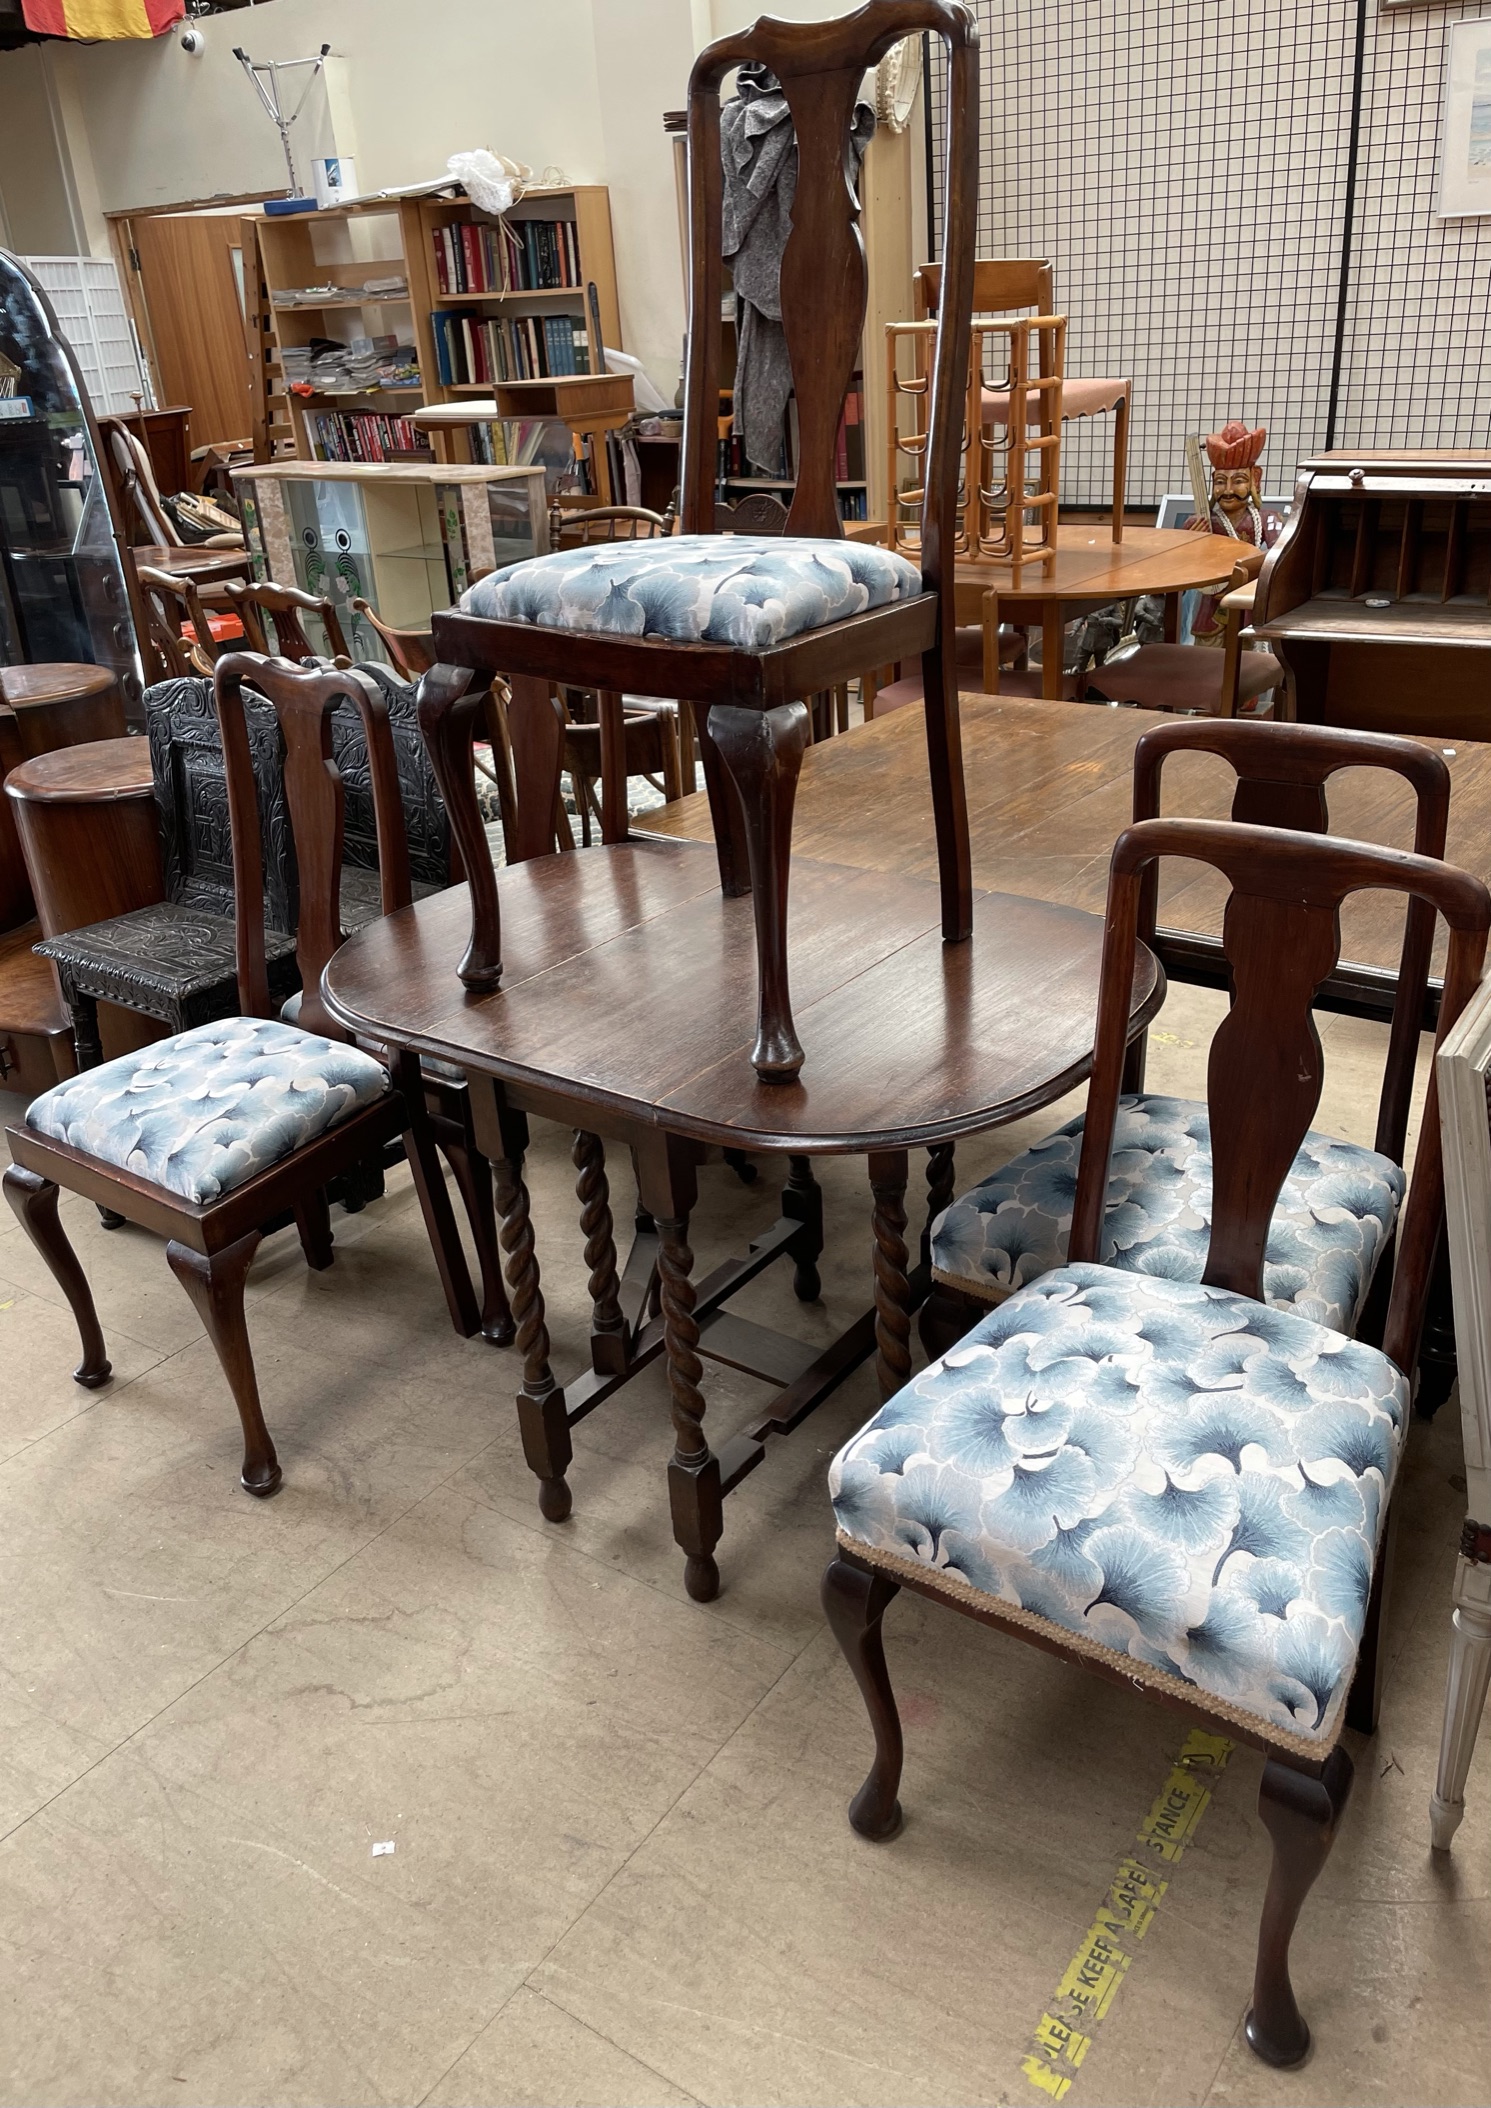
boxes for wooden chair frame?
[224,579,350,664]
[425,0,980,1083]
[920,717,1453,1359]
[826,812,1491,2071]
[3,654,481,1495]
[917,256,1131,542]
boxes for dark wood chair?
[1081,553,1284,716]
[33,676,301,1070]
[922,718,1453,1356]
[136,563,244,676]
[4,654,482,1496]
[349,599,437,679]
[224,579,350,664]
[423,0,979,1083]
[823,812,1491,2072]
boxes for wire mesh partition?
[926,1,1491,509]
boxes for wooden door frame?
[105,192,283,414]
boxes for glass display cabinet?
[0,249,141,707]
[232,459,550,665]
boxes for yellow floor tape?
[1020,1727,1235,2100]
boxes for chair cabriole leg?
[1245,1746,1353,2067]
[165,1230,280,1496]
[821,1555,904,1839]
[4,1164,112,1387]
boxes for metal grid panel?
[928,2,1491,509]
[1337,2,1491,453]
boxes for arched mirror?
[0,248,143,714]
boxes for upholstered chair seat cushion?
[981,376,1129,425]
[830,1264,1407,1750]
[931,1094,1403,1337]
[25,1017,389,1204]
[460,534,925,653]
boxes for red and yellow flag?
[22,0,184,37]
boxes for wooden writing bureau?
[1253,451,1491,741]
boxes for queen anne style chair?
[3,654,481,1496]
[1429,971,1491,1850]
[823,814,1491,2070]
[923,720,1451,1354]
[425,0,979,1084]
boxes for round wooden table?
[323,837,1161,1598]
[953,524,1246,698]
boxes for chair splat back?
[1131,719,1451,1162]
[916,257,1053,319]
[214,653,411,1037]
[1073,815,1491,1379]
[682,0,977,565]
[225,580,350,664]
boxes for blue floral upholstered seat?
[25,1017,390,1206]
[931,1094,1404,1338]
[829,1264,1407,1753]
[459,534,925,653]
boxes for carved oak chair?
[823,814,1491,2070]
[424,0,979,1083]
[35,676,301,1070]
[1429,970,1491,1850]
[923,719,1451,1354]
[5,655,481,1495]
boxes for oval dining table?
[322,821,1161,1602]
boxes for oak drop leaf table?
[322,829,1160,1601]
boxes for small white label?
[371,1840,396,1857]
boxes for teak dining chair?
[422,0,979,1082]
[916,258,1132,541]
[1430,970,1491,1850]
[924,719,1451,1352]
[824,815,1491,2071]
[4,654,480,1495]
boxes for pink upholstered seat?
[982,376,1130,425]
[1085,642,1282,716]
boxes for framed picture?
[1439,17,1491,218]
[1153,494,1291,530]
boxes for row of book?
[431,217,583,296]
[307,411,429,464]
[432,310,592,388]
[715,383,869,486]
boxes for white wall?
[0,0,921,397]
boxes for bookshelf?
[411,186,622,470]
[253,185,623,480]
[255,198,438,465]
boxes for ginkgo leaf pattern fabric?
[829,1264,1408,1745]
[26,1017,390,1204]
[460,533,925,653]
[931,1094,1403,1337]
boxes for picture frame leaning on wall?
[1438,16,1491,219]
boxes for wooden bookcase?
[255,198,436,463]
[253,185,622,469]
[412,185,622,460]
